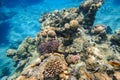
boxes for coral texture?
[38,40,59,54]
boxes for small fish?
[108,61,120,67]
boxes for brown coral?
[41,30,47,37]
[47,30,56,37]
[43,53,69,79]
[16,53,69,80]
[44,59,66,78]
[70,20,79,29]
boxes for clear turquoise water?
[0,0,120,79]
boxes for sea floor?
[0,0,120,79]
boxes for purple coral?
[38,40,59,54]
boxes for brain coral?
[70,20,79,29]
[38,40,59,54]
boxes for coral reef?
[5,0,120,80]
[17,53,69,80]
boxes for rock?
[6,49,17,58]
[91,24,106,34]
[111,30,120,46]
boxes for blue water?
[0,0,120,79]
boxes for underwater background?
[0,0,120,79]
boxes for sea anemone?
[38,40,59,54]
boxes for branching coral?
[43,53,69,80]
[44,59,63,77]
[44,59,66,79]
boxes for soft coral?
[38,40,59,54]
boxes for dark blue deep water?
[0,0,120,79]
